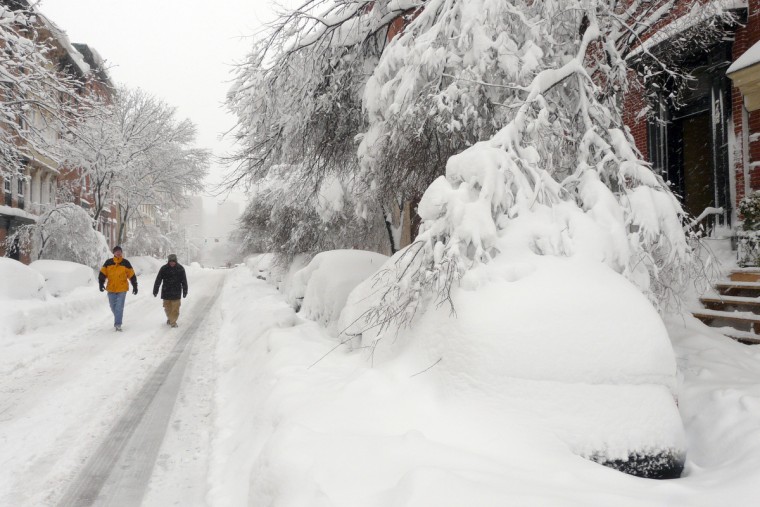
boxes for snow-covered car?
[339,254,686,479]
[29,259,96,297]
[288,250,388,333]
[0,257,48,300]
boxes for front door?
[647,43,733,229]
[680,111,715,219]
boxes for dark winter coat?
[153,263,188,300]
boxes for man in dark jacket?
[153,253,188,328]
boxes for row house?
[624,0,760,234]
[0,1,114,262]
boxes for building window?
[17,177,24,196]
[3,177,9,193]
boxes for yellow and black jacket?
[99,257,138,293]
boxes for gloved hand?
[99,285,105,292]
[153,292,158,298]
[132,286,138,295]
[183,292,187,298]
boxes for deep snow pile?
[288,250,388,334]
[29,260,96,297]
[0,258,47,301]
[211,264,760,506]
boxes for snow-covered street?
[2,262,760,506]
[0,268,225,505]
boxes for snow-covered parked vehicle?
[288,250,388,333]
[0,257,48,301]
[339,253,685,479]
[29,260,96,297]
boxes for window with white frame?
[17,176,23,196]
[3,177,9,193]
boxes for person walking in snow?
[153,253,188,328]
[99,246,138,332]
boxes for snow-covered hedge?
[29,260,96,297]
[289,250,388,333]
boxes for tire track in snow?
[56,275,225,507]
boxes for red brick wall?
[734,0,760,203]
[622,1,760,210]
[623,76,649,157]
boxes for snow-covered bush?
[289,250,388,333]
[0,258,48,300]
[29,260,95,297]
[737,192,760,265]
[738,191,760,231]
[6,204,110,270]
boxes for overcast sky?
[38,0,277,195]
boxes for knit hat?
[112,246,122,253]
[168,254,178,262]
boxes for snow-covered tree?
[60,87,210,242]
[6,203,109,269]
[225,1,416,250]
[230,0,733,311]
[0,4,92,180]
[122,224,174,258]
[238,164,388,260]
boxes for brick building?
[0,2,114,262]
[624,0,760,230]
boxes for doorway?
[680,111,715,218]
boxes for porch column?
[40,173,50,209]
[31,170,41,214]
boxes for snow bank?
[665,314,760,505]
[29,260,96,297]
[289,250,388,334]
[0,259,105,336]
[0,258,47,301]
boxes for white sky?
[38,0,277,198]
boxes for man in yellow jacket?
[98,246,138,331]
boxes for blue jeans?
[107,291,127,326]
